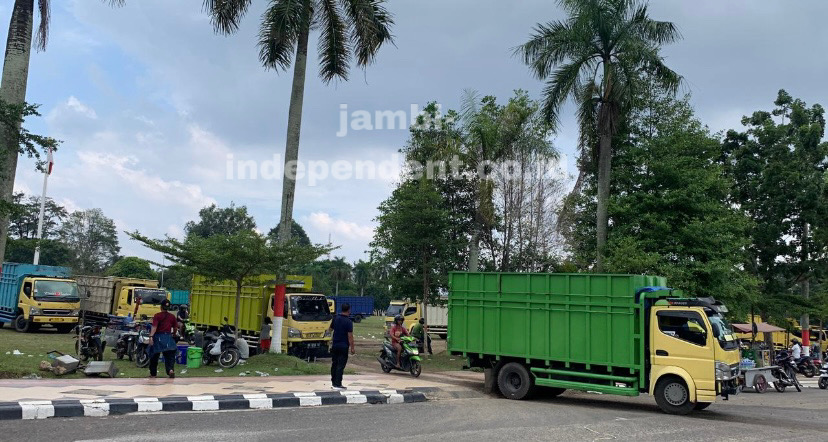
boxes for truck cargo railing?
[529,366,640,395]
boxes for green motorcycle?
[378,335,422,377]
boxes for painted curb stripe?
[0,389,423,420]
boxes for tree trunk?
[276,24,310,243]
[595,122,612,272]
[801,223,810,356]
[468,228,479,272]
[0,0,35,264]
[335,279,339,296]
[234,280,242,338]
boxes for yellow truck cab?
[76,276,169,323]
[0,263,80,333]
[385,300,421,331]
[268,292,333,357]
[190,275,331,358]
[327,298,335,315]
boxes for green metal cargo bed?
[448,272,666,377]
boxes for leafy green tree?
[267,220,311,246]
[159,264,193,291]
[185,203,256,238]
[721,90,828,324]
[353,260,370,296]
[58,208,120,274]
[204,0,394,243]
[129,229,331,334]
[7,191,66,239]
[518,0,682,270]
[327,257,351,295]
[5,237,69,266]
[371,180,457,304]
[106,256,157,279]
[0,0,122,265]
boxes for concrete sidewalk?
[0,372,483,402]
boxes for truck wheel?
[439,334,447,340]
[14,314,31,333]
[354,316,362,323]
[539,387,566,398]
[497,362,535,400]
[654,376,694,415]
[694,402,712,411]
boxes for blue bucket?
[176,345,189,364]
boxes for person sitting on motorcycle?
[791,338,803,362]
[177,305,190,338]
[390,315,408,368]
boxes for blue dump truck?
[0,263,81,333]
[327,296,374,322]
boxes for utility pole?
[33,148,54,265]
[801,223,811,357]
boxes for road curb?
[0,389,427,420]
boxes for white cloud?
[306,212,374,242]
[76,151,216,210]
[65,96,98,119]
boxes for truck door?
[403,304,420,331]
[651,307,716,394]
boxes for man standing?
[411,318,432,355]
[330,303,355,390]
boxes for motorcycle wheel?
[803,366,816,378]
[409,360,422,377]
[774,382,786,393]
[75,341,89,362]
[819,378,828,390]
[219,348,240,368]
[127,342,135,362]
[135,347,150,368]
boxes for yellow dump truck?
[190,275,332,357]
[76,276,169,323]
[0,263,81,333]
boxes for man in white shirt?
[790,339,802,360]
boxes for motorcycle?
[772,351,802,392]
[795,355,818,378]
[75,324,105,362]
[819,362,828,390]
[377,335,422,377]
[202,321,240,369]
[134,322,152,368]
[180,318,196,345]
[112,322,140,361]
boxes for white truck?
[385,301,448,339]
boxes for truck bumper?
[287,340,331,358]
[31,316,78,324]
[717,377,741,399]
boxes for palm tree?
[0,0,124,264]
[518,0,681,271]
[353,259,370,296]
[328,257,351,295]
[204,0,394,243]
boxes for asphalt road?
[6,388,828,441]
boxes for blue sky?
[2,0,827,265]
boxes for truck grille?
[42,309,71,316]
[304,333,322,338]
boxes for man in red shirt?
[390,315,408,368]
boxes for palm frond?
[538,54,596,130]
[204,0,253,35]
[459,89,481,126]
[34,0,50,52]
[105,0,127,6]
[343,0,395,67]
[258,0,309,70]
[575,81,599,152]
[517,20,593,80]
[318,0,350,82]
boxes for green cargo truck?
[448,272,741,415]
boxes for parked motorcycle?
[202,320,240,369]
[795,355,818,378]
[772,351,802,392]
[75,324,105,362]
[180,318,196,345]
[377,335,422,377]
[134,322,152,368]
[819,362,828,390]
[112,323,140,361]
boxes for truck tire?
[354,316,362,323]
[539,387,566,398]
[14,314,31,333]
[497,362,535,400]
[439,334,447,340]
[654,376,694,415]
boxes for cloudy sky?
[2,0,827,264]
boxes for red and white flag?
[46,148,54,175]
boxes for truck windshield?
[708,314,739,350]
[386,305,404,316]
[34,280,80,303]
[291,297,332,322]
[135,289,166,305]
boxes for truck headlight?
[323,329,332,338]
[29,307,42,316]
[715,361,731,381]
[287,327,302,338]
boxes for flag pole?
[33,148,53,265]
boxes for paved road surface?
[7,387,828,441]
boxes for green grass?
[352,315,387,340]
[0,327,338,379]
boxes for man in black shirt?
[330,303,355,390]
